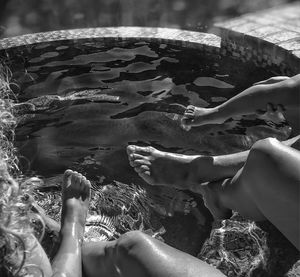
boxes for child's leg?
[82,231,225,277]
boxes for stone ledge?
[0,27,221,53]
[214,2,300,75]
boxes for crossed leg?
[128,137,300,250]
[222,138,300,248]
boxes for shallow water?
[12,40,291,253]
[14,41,290,178]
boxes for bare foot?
[181,105,223,129]
[61,169,91,238]
[127,145,199,189]
[127,145,233,219]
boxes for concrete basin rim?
[0,26,221,51]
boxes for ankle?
[202,180,232,219]
[205,107,224,125]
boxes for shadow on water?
[11,40,291,256]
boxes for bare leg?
[52,170,91,277]
[23,170,91,277]
[82,230,225,277]
[127,135,300,189]
[194,138,300,249]
[181,74,300,133]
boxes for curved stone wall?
[214,2,300,75]
[0,27,220,52]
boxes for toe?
[126,145,135,155]
[134,165,150,174]
[84,180,91,199]
[186,105,195,112]
[132,159,151,167]
[128,145,154,155]
[129,153,150,162]
[64,169,73,180]
[79,175,87,189]
[71,171,82,188]
[183,112,194,118]
[63,169,73,187]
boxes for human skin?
[26,170,225,277]
[181,74,300,134]
[127,75,300,250]
[25,170,91,277]
[128,137,300,250]
[127,134,300,189]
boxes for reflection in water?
[13,40,290,255]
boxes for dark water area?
[13,40,291,181]
[10,40,292,256]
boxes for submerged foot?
[61,169,91,237]
[181,105,223,129]
[127,145,199,189]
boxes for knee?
[248,137,281,165]
[116,231,149,255]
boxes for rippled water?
[14,41,290,178]
[12,40,291,254]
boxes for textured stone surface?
[0,27,220,52]
[214,2,300,75]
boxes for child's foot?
[61,170,91,238]
[181,105,223,129]
[127,145,199,189]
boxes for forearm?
[51,223,82,277]
[215,75,300,120]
